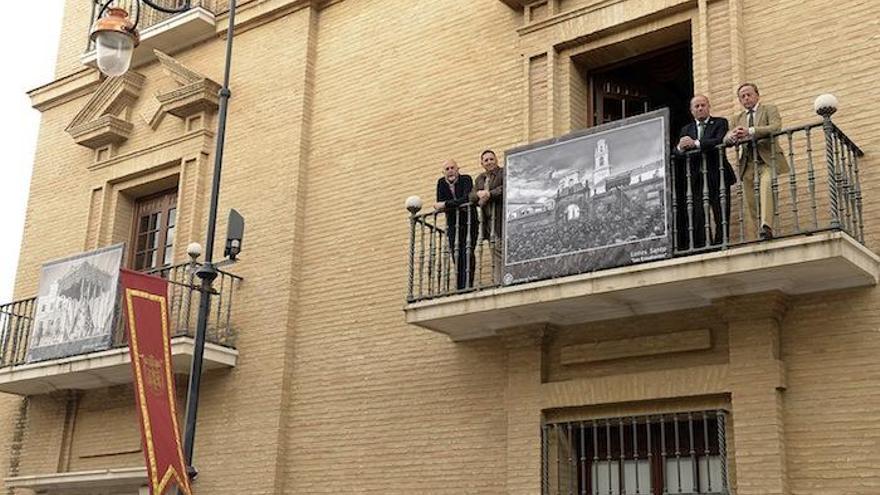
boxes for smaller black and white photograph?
[503,110,671,285]
[26,244,125,363]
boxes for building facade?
[0,0,878,493]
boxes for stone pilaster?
[501,325,546,495]
[717,292,789,495]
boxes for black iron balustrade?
[86,0,221,50]
[0,261,240,369]
[0,298,36,368]
[407,202,503,302]
[405,118,865,302]
[145,261,241,345]
[673,121,865,254]
[542,410,729,495]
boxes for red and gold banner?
[120,269,193,495]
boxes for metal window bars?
[0,261,241,369]
[542,410,730,495]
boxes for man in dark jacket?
[675,95,737,248]
[435,159,477,290]
[469,150,504,283]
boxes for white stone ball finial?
[186,242,203,260]
[405,195,423,215]
[814,93,839,118]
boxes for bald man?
[435,159,477,290]
[675,95,736,248]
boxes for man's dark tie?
[697,121,706,140]
[745,110,757,163]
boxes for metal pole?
[181,0,237,478]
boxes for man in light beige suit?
[725,83,788,240]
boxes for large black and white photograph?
[503,110,671,285]
[26,244,124,363]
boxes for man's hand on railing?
[433,201,446,211]
[677,135,697,151]
[726,126,751,143]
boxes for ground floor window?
[542,410,729,495]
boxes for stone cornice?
[28,69,102,113]
[66,72,146,130]
[67,114,135,149]
[147,50,222,129]
[65,72,146,149]
[28,0,333,115]
[498,0,529,9]
[88,128,215,173]
[518,0,627,36]
[5,467,147,491]
[216,0,321,35]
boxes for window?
[578,40,694,138]
[131,189,178,272]
[543,410,728,495]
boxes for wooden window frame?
[130,189,179,272]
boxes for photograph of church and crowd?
[504,111,670,284]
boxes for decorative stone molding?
[65,72,146,149]
[5,467,147,494]
[498,0,529,9]
[541,364,730,409]
[714,291,789,323]
[499,324,548,349]
[147,50,221,130]
[561,328,712,365]
[68,114,135,149]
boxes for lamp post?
[91,0,239,479]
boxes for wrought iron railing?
[144,261,241,346]
[86,0,222,51]
[673,120,865,254]
[542,410,729,495]
[0,262,240,369]
[0,299,37,368]
[405,117,865,302]
[407,202,502,301]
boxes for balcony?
[81,0,220,70]
[5,467,147,495]
[0,262,240,395]
[404,114,878,341]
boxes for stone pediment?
[65,72,146,149]
[147,50,221,129]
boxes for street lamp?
[90,0,240,480]
[91,7,139,77]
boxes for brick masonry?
[1,0,879,493]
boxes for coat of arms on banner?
[26,244,125,363]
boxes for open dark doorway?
[589,42,694,140]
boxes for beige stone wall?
[283,0,521,492]
[53,1,94,79]
[782,289,880,494]
[3,0,880,493]
[6,2,320,494]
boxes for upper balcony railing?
[86,0,221,51]
[0,261,240,370]
[406,114,866,304]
